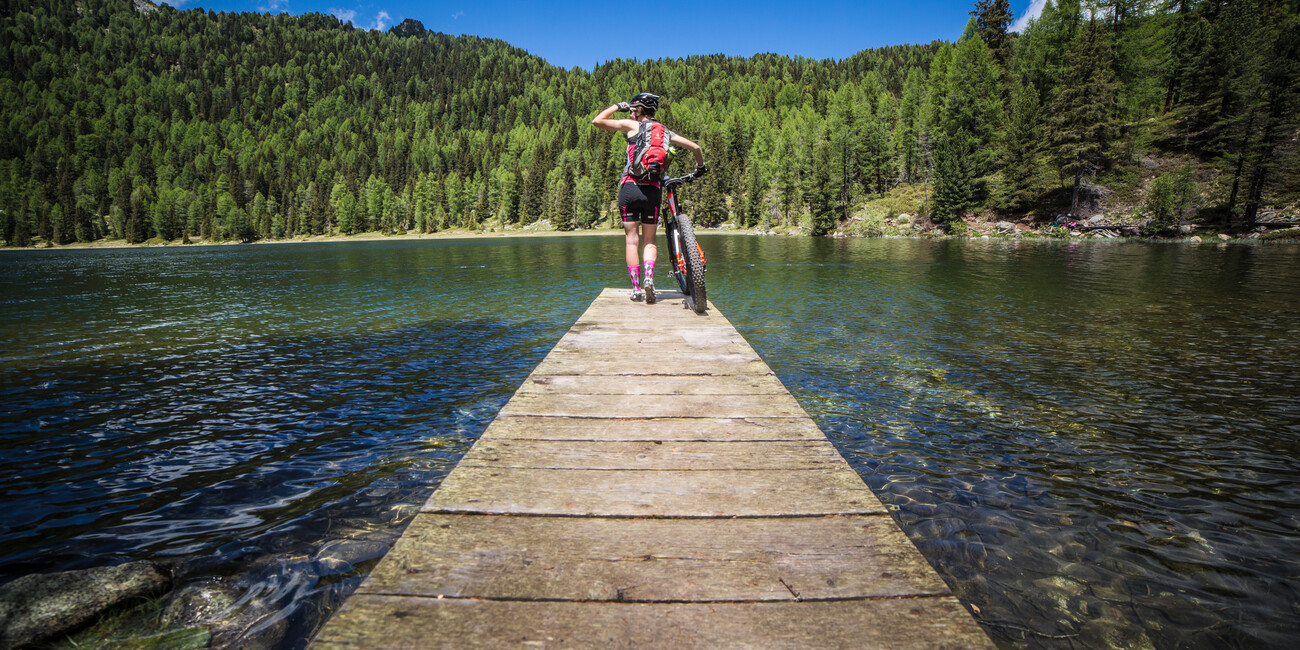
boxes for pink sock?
[628,265,641,290]
[644,260,655,280]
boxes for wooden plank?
[532,356,773,377]
[498,393,807,418]
[479,416,828,441]
[423,467,887,517]
[458,440,849,471]
[542,347,763,364]
[553,327,748,349]
[548,338,754,353]
[312,597,994,649]
[515,374,790,395]
[360,514,952,602]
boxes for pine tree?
[521,144,548,224]
[893,69,926,183]
[997,82,1042,211]
[330,181,355,234]
[931,129,976,222]
[739,160,768,228]
[807,139,837,236]
[1050,19,1118,214]
[970,0,1014,66]
[942,35,1003,179]
[826,84,863,219]
[575,176,600,228]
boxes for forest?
[0,0,1296,246]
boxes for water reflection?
[2,236,1298,648]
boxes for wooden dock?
[311,288,993,648]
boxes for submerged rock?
[0,560,171,649]
[161,579,240,629]
[312,538,391,576]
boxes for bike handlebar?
[663,172,698,188]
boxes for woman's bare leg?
[624,222,643,299]
[641,222,657,265]
[624,222,641,267]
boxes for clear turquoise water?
[2,235,1297,648]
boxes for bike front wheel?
[676,214,707,313]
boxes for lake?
[2,235,1298,648]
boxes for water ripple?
[3,236,1299,649]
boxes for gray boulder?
[0,561,171,650]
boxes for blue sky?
[161,0,1049,70]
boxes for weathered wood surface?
[316,598,989,649]
[311,287,993,648]
[422,467,886,517]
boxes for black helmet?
[628,92,660,114]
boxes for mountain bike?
[662,172,707,314]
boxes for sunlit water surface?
[2,236,1297,648]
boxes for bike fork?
[665,219,688,295]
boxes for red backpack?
[629,121,671,179]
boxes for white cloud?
[1011,0,1048,33]
[330,7,357,23]
[258,0,288,10]
[371,10,391,31]
[451,10,464,20]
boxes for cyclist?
[592,93,706,304]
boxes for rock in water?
[161,579,239,629]
[0,561,171,649]
[312,538,390,576]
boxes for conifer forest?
[1,0,1297,246]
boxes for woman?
[592,93,706,304]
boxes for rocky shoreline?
[0,530,395,650]
[5,214,1300,253]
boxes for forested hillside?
[1,0,1296,246]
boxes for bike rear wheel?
[676,214,707,313]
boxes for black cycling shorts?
[618,182,662,225]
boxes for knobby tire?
[677,214,707,313]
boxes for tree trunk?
[1226,102,1259,222]
[1070,166,1082,213]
